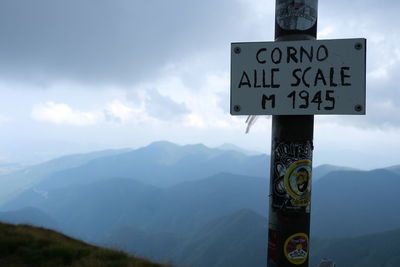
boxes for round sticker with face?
[284,233,309,265]
[284,160,311,206]
[276,0,318,31]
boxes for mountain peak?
[146,141,179,149]
[217,143,262,156]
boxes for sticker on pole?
[284,233,309,265]
[272,141,312,213]
[230,38,366,115]
[276,0,318,31]
[284,160,311,207]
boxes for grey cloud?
[321,0,399,14]
[216,91,230,113]
[344,86,400,129]
[0,0,247,86]
[318,61,400,129]
[317,0,400,128]
[103,109,121,124]
[145,89,190,121]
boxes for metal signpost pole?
[267,1,318,266]
[229,0,366,266]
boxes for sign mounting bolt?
[354,43,363,50]
[233,105,241,112]
[234,47,241,54]
[354,104,363,112]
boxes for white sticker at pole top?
[276,0,318,31]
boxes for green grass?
[0,222,169,267]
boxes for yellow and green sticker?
[284,160,312,207]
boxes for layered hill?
[0,148,129,204]
[0,206,58,230]
[5,167,400,241]
[1,141,399,266]
[171,209,267,267]
[312,228,400,267]
[3,174,268,240]
[312,169,400,238]
[386,165,400,175]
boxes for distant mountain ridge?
[2,143,399,238]
[217,143,263,156]
[0,148,130,204]
[386,164,400,175]
[24,141,269,190]
[0,206,59,230]
[0,162,25,175]
[0,140,360,204]
[312,164,359,181]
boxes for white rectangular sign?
[230,38,366,115]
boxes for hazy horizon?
[1,0,399,170]
[1,140,397,172]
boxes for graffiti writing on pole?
[272,141,312,212]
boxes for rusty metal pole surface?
[267,1,318,266]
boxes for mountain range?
[0,141,398,266]
[0,148,130,204]
[3,173,268,240]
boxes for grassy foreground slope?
[0,222,166,267]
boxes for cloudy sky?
[0,0,399,169]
